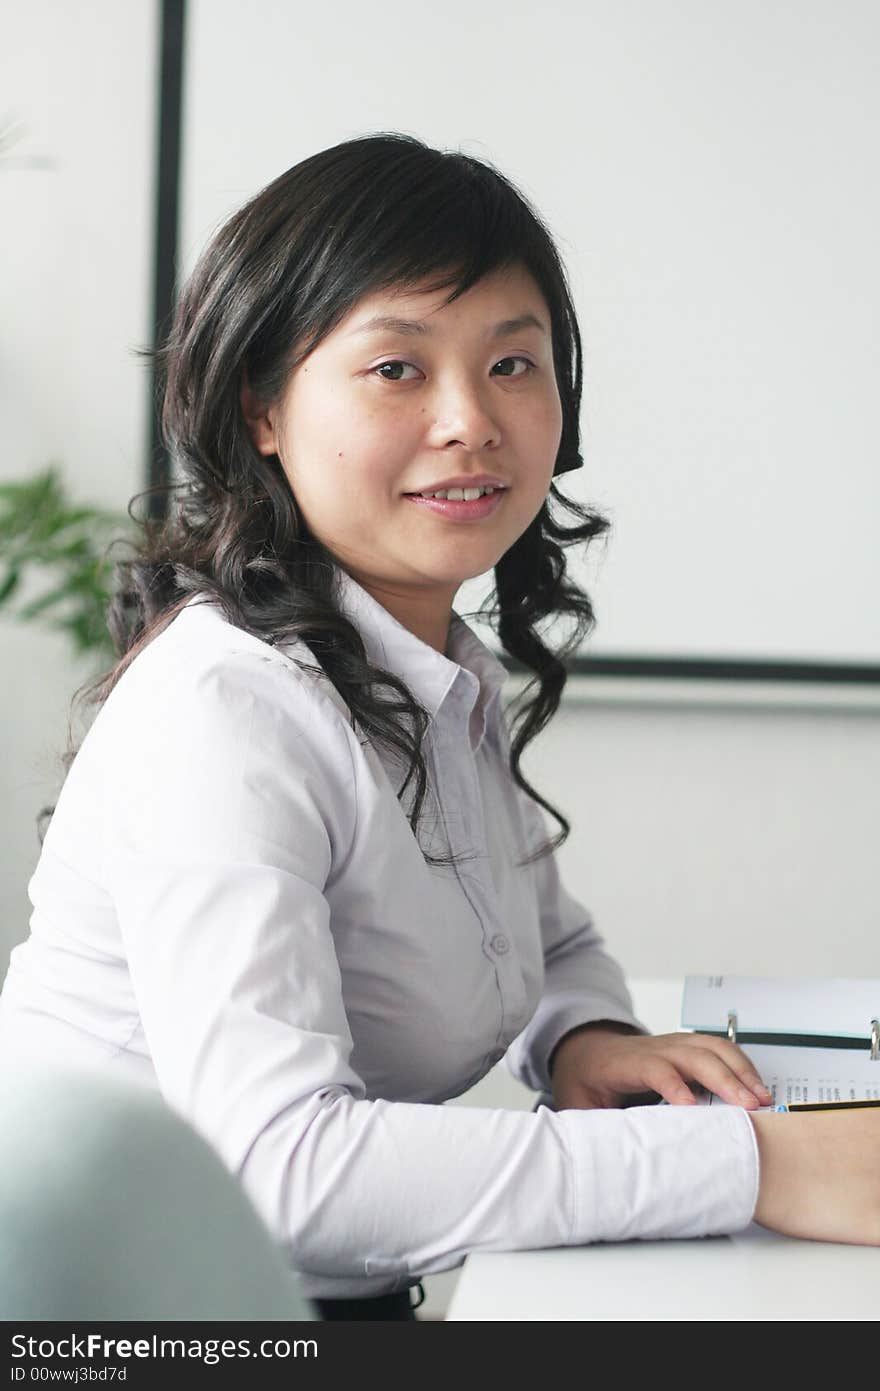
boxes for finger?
[668,1046,768,1109]
[639,1060,699,1106]
[673,1033,773,1102]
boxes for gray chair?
[0,1058,317,1321]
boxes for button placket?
[431,691,530,1060]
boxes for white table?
[445,979,878,1321]
[444,1230,878,1321]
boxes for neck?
[346,574,454,654]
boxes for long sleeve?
[100,649,758,1300]
[501,757,649,1097]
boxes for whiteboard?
[180,0,880,667]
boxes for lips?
[403,490,507,522]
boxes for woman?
[1,133,876,1321]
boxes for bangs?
[350,160,541,307]
[274,137,558,362]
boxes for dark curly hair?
[38,131,612,868]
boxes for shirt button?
[490,933,510,955]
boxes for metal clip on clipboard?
[727,1008,879,1060]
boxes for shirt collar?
[330,567,508,753]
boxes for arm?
[103,652,760,1289]
[503,786,648,1097]
[750,1109,880,1245]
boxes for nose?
[427,374,502,452]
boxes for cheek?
[538,386,564,446]
[524,396,563,479]
[292,446,399,529]
[510,386,562,467]
[325,421,412,500]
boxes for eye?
[493,355,535,378]
[373,360,421,382]
[372,355,536,382]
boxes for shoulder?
[94,599,360,872]
[111,596,355,743]
[96,598,361,811]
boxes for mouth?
[403,488,508,521]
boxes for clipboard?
[681,976,880,1107]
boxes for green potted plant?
[0,465,134,663]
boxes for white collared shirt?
[0,568,759,1299]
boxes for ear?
[240,371,279,457]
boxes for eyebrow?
[350,311,548,339]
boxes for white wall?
[522,691,880,979]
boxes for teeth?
[420,486,498,500]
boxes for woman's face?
[242,261,563,648]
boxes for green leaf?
[0,567,20,604]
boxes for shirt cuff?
[558,1102,761,1242]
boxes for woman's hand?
[549,1022,773,1111]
